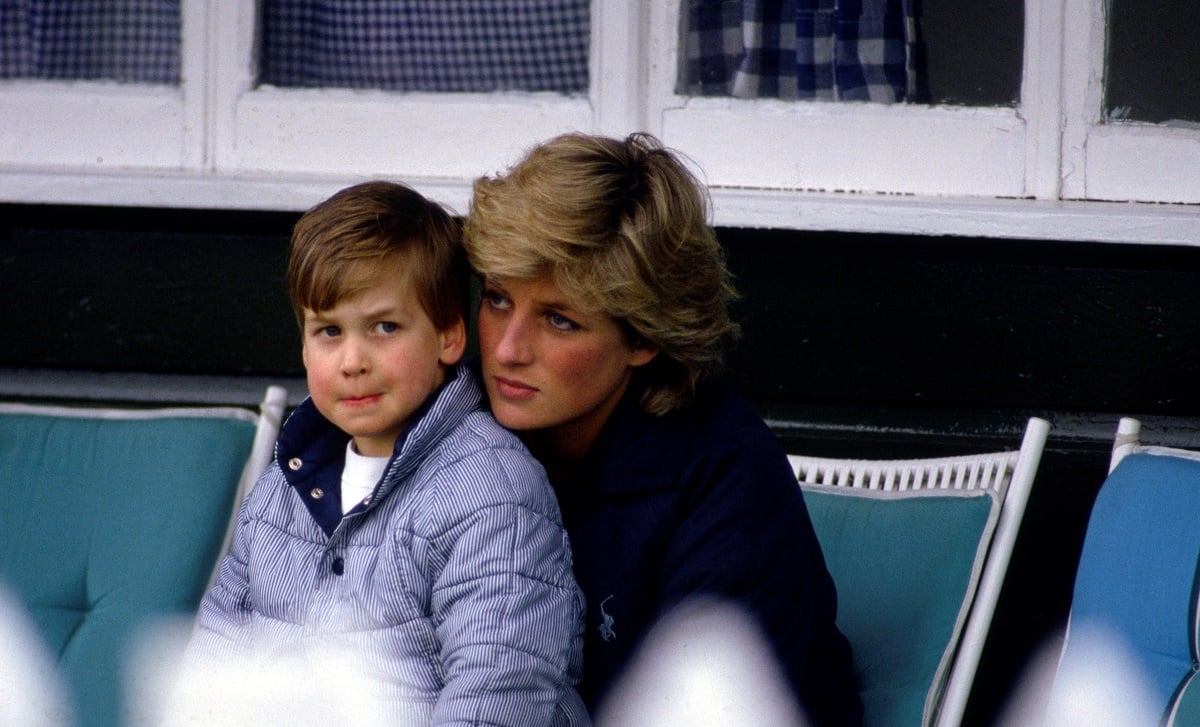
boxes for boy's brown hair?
[287,181,466,332]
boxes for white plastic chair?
[789,416,1050,727]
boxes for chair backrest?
[789,416,1050,727]
[0,385,286,727]
[1046,417,1200,726]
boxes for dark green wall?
[723,228,1200,416]
[2,205,298,374]
[4,202,1200,724]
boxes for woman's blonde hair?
[287,180,466,333]
[464,132,740,415]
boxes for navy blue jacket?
[556,383,861,726]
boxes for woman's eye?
[548,313,579,332]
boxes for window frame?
[0,0,1197,245]
[0,0,207,173]
[645,0,1051,201]
[1060,0,1200,205]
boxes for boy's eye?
[482,289,511,310]
[375,321,399,334]
[317,325,341,338]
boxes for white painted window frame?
[1059,0,1200,205]
[0,0,1197,245]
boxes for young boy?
[183,181,588,726]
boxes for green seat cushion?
[802,486,998,727]
[0,409,256,727]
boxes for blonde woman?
[464,133,861,726]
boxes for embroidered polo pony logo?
[598,594,616,642]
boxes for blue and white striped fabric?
[680,0,915,102]
[259,0,590,94]
[0,0,179,84]
[185,363,589,726]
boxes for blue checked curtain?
[0,0,180,84]
[681,0,916,102]
[260,0,590,94]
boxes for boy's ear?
[439,317,467,365]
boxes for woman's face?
[476,273,657,463]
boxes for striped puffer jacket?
[183,364,589,726]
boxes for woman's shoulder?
[651,382,780,453]
[597,382,789,490]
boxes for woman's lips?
[493,376,537,400]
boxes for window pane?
[258,0,590,94]
[1105,0,1200,124]
[678,0,1022,107]
[917,0,1021,107]
[0,0,180,84]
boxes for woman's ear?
[439,317,468,365]
[630,344,659,368]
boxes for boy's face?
[302,270,465,458]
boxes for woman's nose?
[492,317,533,365]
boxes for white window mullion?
[1059,0,1104,200]
[590,0,647,137]
[208,1,257,175]
[643,0,684,136]
[181,0,215,171]
[1021,0,1065,200]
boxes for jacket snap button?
[310,487,324,500]
[288,457,303,471]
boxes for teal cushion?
[1169,669,1200,726]
[802,486,997,727]
[0,409,256,727]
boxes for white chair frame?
[1107,417,1200,473]
[1109,417,1142,472]
[211,385,287,585]
[789,416,1051,727]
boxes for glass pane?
[258,0,590,94]
[1105,0,1200,124]
[678,0,1022,107]
[917,0,1022,107]
[0,0,180,84]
